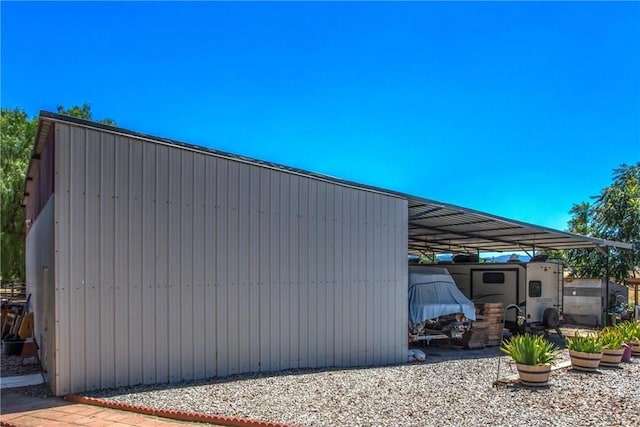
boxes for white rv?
[435,260,564,333]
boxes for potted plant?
[566,332,603,372]
[500,333,560,387]
[617,321,640,361]
[599,327,626,368]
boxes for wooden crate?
[464,302,505,348]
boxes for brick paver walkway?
[0,392,209,426]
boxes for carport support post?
[605,246,610,326]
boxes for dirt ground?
[1,343,43,377]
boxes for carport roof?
[406,196,632,254]
[28,111,632,255]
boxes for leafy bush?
[565,333,602,353]
[500,334,560,365]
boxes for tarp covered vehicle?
[408,266,476,341]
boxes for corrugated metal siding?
[53,122,408,395]
[26,195,55,391]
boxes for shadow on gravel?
[568,369,604,375]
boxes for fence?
[0,282,27,301]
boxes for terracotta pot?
[600,348,624,368]
[516,363,552,387]
[569,350,602,372]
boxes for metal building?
[24,112,631,396]
[23,112,408,395]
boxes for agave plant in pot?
[500,333,560,387]
[599,327,626,368]
[566,332,602,372]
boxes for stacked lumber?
[456,302,504,348]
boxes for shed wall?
[53,122,408,395]
[26,195,56,391]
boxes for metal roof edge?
[403,194,633,250]
[21,117,53,207]
[31,111,632,252]
[35,111,406,200]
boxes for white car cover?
[408,266,477,324]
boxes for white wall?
[25,195,56,390]
[53,121,408,395]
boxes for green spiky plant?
[565,332,602,353]
[616,321,640,343]
[500,334,560,366]
[600,327,626,350]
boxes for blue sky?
[2,1,639,232]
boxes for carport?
[402,196,632,326]
[405,197,631,254]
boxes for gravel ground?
[0,341,42,378]
[86,344,640,427]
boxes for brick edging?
[0,420,18,427]
[64,394,295,427]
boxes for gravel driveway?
[87,345,640,427]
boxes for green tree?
[1,104,116,283]
[0,108,37,283]
[56,103,116,126]
[564,163,640,285]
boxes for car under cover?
[408,266,477,324]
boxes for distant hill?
[421,253,532,263]
[485,254,531,263]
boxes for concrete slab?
[0,373,44,389]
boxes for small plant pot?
[516,363,552,387]
[631,341,640,357]
[2,337,25,356]
[569,350,602,372]
[622,344,632,362]
[600,348,625,368]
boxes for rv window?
[529,280,542,298]
[483,272,505,284]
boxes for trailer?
[433,260,564,334]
